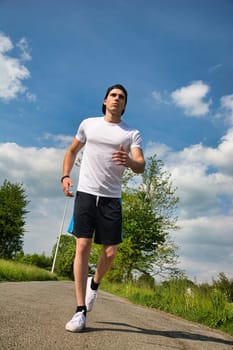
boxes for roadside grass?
[0,259,58,281]
[101,279,233,336]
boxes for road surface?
[0,281,233,349]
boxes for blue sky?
[0,0,233,283]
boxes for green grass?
[0,259,58,281]
[101,279,233,336]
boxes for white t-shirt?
[76,116,142,197]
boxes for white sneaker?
[85,276,98,312]
[65,310,86,332]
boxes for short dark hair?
[102,84,128,115]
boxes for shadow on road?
[84,321,233,346]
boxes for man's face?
[103,88,126,115]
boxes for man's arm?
[61,138,85,196]
[128,146,146,174]
[112,145,145,174]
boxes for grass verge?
[101,279,233,337]
[0,259,58,281]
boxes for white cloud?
[221,93,233,125]
[145,96,233,281]
[0,32,33,101]
[171,80,211,117]
[221,94,233,111]
[152,90,170,105]
[203,129,233,175]
[41,133,73,148]
[144,141,171,159]
[26,92,37,102]
[0,32,13,52]
[164,128,233,178]
[208,63,222,74]
[172,216,233,283]
[0,142,78,255]
[153,132,233,219]
[0,142,64,196]
[16,37,32,61]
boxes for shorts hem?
[72,232,92,239]
[94,239,123,245]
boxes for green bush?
[14,252,52,270]
[51,235,76,278]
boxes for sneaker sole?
[65,324,86,333]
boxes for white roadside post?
[51,197,69,273]
[51,160,80,274]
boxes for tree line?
[0,156,182,282]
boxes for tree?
[0,180,29,259]
[104,155,180,282]
[51,234,76,278]
[212,272,233,302]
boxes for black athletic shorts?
[72,191,122,245]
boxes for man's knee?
[103,245,118,260]
[76,238,92,256]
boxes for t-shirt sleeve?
[131,130,143,149]
[75,119,87,143]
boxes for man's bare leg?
[93,244,118,284]
[73,238,92,306]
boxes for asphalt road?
[0,281,233,350]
